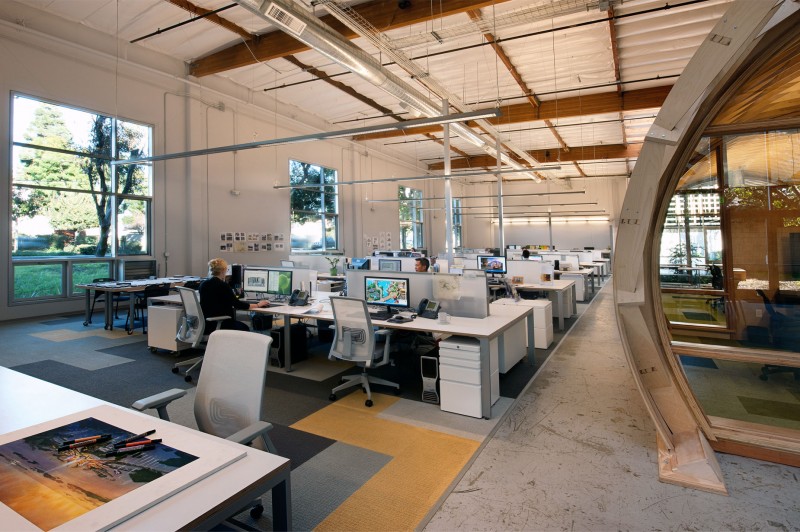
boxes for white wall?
[0,10,420,321]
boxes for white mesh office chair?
[132,329,277,518]
[171,287,228,382]
[328,296,399,407]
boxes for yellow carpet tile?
[292,392,480,531]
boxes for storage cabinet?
[439,336,496,418]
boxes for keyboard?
[370,311,393,321]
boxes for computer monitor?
[349,258,371,270]
[477,255,507,274]
[379,258,401,272]
[364,276,409,310]
[242,268,270,295]
[267,269,293,296]
[280,260,295,267]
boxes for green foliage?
[668,242,704,265]
[14,264,63,299]
[290,161,336,224]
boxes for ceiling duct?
[233,0,544,181]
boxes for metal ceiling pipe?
[234,0,527,172]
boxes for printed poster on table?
[0,405,245,531]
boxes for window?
[399,186,423,249]
[452,198,463,248]
[289,160,339,251]
[10,94,152,302]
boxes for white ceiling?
[7,0,735,180]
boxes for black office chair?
[707,265,725,312]
[126,282,171,334]
[756,289,800,381]
[87,277,114,324]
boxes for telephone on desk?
[417,298,441,319]
[288,289,309,306]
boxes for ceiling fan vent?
[264,2,307,36]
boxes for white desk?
[77,277,201,334]
[254,301,534,419]
[514,279,577,331]
[0,367,291,530]
[558,268,595,300]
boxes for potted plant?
[325,256,341,276]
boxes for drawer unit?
[440,380,482,418]
[534,327,554,349]
[439,336,495,417]
[147,305,188,353]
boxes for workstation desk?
[558,267,596,299]
[0,366,291,530]
[77,277,201,334]
[254,301,534,419]
[513,279,577,331]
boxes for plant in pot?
[325,256,341,276]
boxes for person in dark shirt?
[199,258,270,332]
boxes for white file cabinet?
[439,336,498,418]
[147,304,187,353]
[491,299,553,372]
[560,272,585,301]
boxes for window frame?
[288,159,340,252]
[399,186,424,250]
[9,92,153,304]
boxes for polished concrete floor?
[425,281,800,531]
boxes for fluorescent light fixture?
[112,108,501,166]
[419,202,599,210]
[273,164,563,189]
[366,191,585,203]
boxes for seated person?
[199,258,270,332]
[415,257,430,272]
[522,249,531,260]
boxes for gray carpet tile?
[251,441,392,531]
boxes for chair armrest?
[227,420,274,449]
[375,328,391,338]
[131,388,187,421]
[207,315,228,322]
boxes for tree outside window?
[290,160,339,251]
[452,198,463,249]
[399,186,423,250]
[11,94,152,258]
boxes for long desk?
[254,301,534,419]
[514,279,576,331]
[78,277,201,334]
[0,366,291,530]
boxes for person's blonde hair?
[208,258,228,277]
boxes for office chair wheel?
[104,325,109,330]
[249,503,264,519]
[171,367,179,374]
[149,346,157,353]
[184,375,193,383]
[329,393,337,401]
[365,399,373,407]
[83,320,89,326]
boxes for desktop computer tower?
[270,323,308,367]
[229,264,243,295]
[421,355,440,404]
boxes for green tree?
[14,105,83,221]
[80,116,144,256]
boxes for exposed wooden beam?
[352,85,671,141]
[189,0,511,77]
[166,0,251,40]
[427,143,641,170]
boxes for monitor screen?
[242,268,270,295]
[364,276,409,309]
[379,259,401,272]
[477,255,507,274]
[350,258,371,270]
[267,269,293,296]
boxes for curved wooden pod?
[614,0,800,494]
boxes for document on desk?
[303,304,324,315]
[0,405,245,531]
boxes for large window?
[289,160,339,251]
[399,186,423,249]
[452,198,463,248]
[11,94,152,301]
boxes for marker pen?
[60,434,110,445]
[105,444,156,457]
[57,435,111,452]
[114,438,162,449]
[115,429,156,446]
